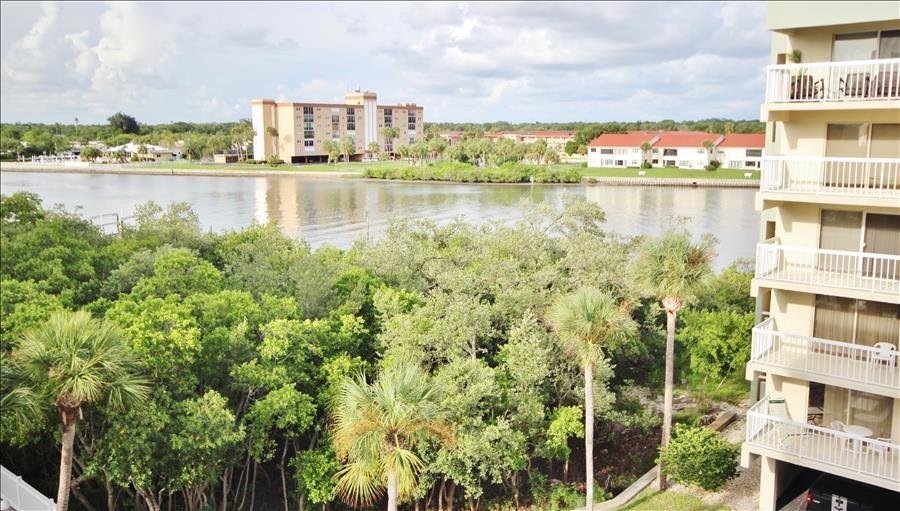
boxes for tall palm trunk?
[387,470,399,511]
[584,363,594,510]
[57,407,79,511]
[657,299,680,490]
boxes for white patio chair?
[768,396,804,447]
[865,437,892,459]
[872,342,897,368]
[830,420,856,457]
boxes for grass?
[619,488,729,511]
[581,166,759,180]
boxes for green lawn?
[619,489,730,511]
[581,167,760,180]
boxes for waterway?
[0,172,760,268]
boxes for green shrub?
[657,424,739,490]
[705,160,722,171]
[641,161,652,169]
[581,162,588,168]
[363,161,582,183]
[265,156,284,166]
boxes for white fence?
[751,318,899,391]
[766,58,900,103]
[760,156,900,198]
[1,465,55,511]
[756,242,900,294]
[746,397,900,484]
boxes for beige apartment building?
[251,91,424,163]
[741,2,900,509]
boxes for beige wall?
[768,1,900,32]
[770,290,816,337]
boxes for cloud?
[1,1,770,123]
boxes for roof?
[106,143,178,154]
[654,132,723,148]
[533,130,574,137]
[588,133,659,148]
[717,133,765,148]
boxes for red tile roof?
[654,133,723,148]
[717,133,765,148]
[534,130,574,137]
[588,133,658,147]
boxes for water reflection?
[0,172,759,267]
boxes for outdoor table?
[843,424,874,455]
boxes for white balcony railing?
[756,241,900,296]
[746,396,900,484]
[1,465,56,511]
[760,156,900,198]
[751,318,899,392]
[766,58,900,103]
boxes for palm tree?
[331,361,450,511]
[381,127,400,154]
[547,288,637,509]
[264,126,279,159]
[639,141,653,167]
[15,310,150,511]
[634,229,715,491]
[339,135,356,166]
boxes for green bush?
[362,161,582,183]
[657,424,739,491]
[265,156,285,166]
[641,161,652,169]
[705,160,722,171]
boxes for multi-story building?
[741,2,900,509]
[437,130,575,150]
[587,132,764,169]
[251,91,424,163]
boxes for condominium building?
[251,91,424,163]
[438,130,575,150]
[741,2,900,509]
[587,132,764,169]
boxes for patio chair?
[872,342,897,368]
[840,72,871,98]
[865,437,893,460]
[874,70,899,98]
[768,396,804,447]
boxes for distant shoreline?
[0,162,760,188]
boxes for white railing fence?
[761,156,900,197]
[751,318,899,390]
[766,58,900,103]
[1,465,56,511]
[746,397,900,483]
[756,243,900,294]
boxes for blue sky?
[0,1,769,124]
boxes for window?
[408,111,416,131]
[383,108,392,128]
[651,159,659,164]
[385,138,393,152]
[879,30,900,59]
[745,149,762,157]
[304,140,314,147]
[590,148,597,153]
[663,148,677,156]
[331,109,340,138]
[303,107,314,139]
[832,32,877,62]
[600,148,613,155]
[346,108,356,132]
[408,136,415,144]
[677,160,689,167]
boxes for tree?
[108,112,139,134]
[546,287,636,508]
[322,140,341,164]
[634,229,715,490]
[80,146,102,162]
[381,127,400,153]
[15,310,150,511]
[264,126,279,159]
[339,135,356,166]
[331,361,451,511]
[367,141,380,159]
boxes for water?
[0,172,760,268]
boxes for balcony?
[765,58,900,104]
[755,241,900,302]
[750,318,899,397]
[745,396,900,490]
[760,156,900,206]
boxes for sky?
[0,1,770,124]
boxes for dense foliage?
[656,424,739,491]
[0,191,753,510]
[363,161,581,183]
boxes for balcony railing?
[746,396,900,485]
[1,465,56,511]
[766,58,900,103]
[751,318,899,392]
[760,156,900,198]
[756,241,900,296]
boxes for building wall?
[654,146,712,169]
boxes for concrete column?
[759,455,778,511]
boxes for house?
[716,134,765,169]
[587,132,660,168]
[651,132,723,169]
[105,143,181,161]
[742,3,900,510]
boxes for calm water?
[0,172,760,268]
